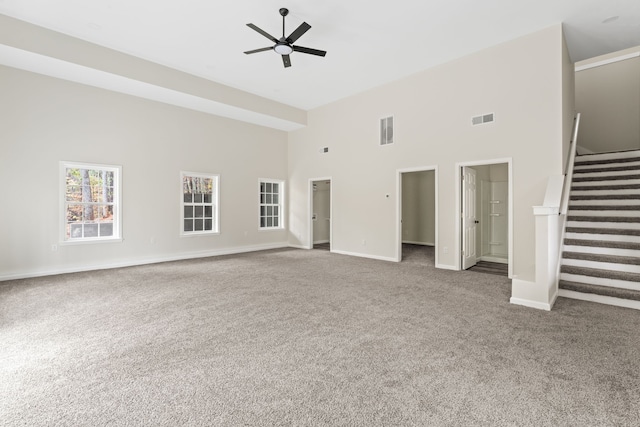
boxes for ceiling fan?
[244,8,327,68]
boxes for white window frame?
[259,178,284,230]
[181,171,219,236]
[60,161,122,244]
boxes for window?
[259,179,284,229]
[181,172,219,235]
[62,162,121,242]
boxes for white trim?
[396,165,439,264]
[308,177,332,250]
[575,52,640,72]
[455,158,513,278]
[180,171,220,236]
[558,289,640,311]
[258,178,286,230]
[479,255,508,264]
[60,161,122,244]
[0,242,290,282]
[402,241,435,246]
[313,239,330,244]
[435,263,458,271]
[331,249,396,263]
[509,297,552,311]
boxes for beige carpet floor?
[1,247,639,426]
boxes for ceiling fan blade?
[292,45,327,57]
[246,23,278,43]
[244,47,273,55]
[282,54,291,68]
[286,22,311,44]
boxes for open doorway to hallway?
[397,167,437,266]
[310,179,331,250]
[458,160,512,277]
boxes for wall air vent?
[380,116,394,145]
[472,113,495,126]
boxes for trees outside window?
[62,162,121,242]
[182,172,219,235]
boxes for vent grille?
[380,116,394,145]
[471,113,495,126]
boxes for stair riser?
[558,290,640,310]
[560,273,640,291]
[570,189,640,197]
[565,232,640,243]
[574,169,640,178]
[563,245,640,258]
[574,163,640,174]
[572,179,640,187]
[574,161,640,171]
[566,221,640,228]
[570,199,640,206]
[568,210,640,217]
[575,150,640,162]
[561,258,640,273]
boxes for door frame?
[395,165,438,263]
[308,177,332,250]
[455,158,513,278]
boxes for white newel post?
[510,175,564,311]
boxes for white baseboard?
[288,243,308,250]
[558,289,640,311]
[330,249,396,263]
[313,240,330,244]
[0,242,290,281]
[509,297,552,311]
[479,256,508,264]
[435,263,457,271]
[402,241,435,246]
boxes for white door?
[461,167,477,270]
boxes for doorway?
[310,178,331,250]
[397,167,438,265]
[458,160,512,277]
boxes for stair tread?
[566,227,640,236]
[574,165,640,174]
[559,280,640,301]
[572,183,640,191]
[569,205,640,210]
[567,216,640,223]
[562,251,640,265]
[570,194,640,201]
[564,239,640,251]
[574,156,640,166]
[573,174,640,182]
[560,265,640,282]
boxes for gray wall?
[575,46,640,153]
[289,25,574,282]
[0,66,288,279]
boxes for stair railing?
[553,112,581,301]
[559,113,581,215]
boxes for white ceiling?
[1,0,639,111]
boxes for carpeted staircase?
[558,149,640,308]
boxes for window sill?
[61,237,123,246]
[180,231,220,237]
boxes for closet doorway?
[458,160,512,277]
[397,166,438,265]
[310,178,331,250]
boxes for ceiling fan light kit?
[244,7,327,68]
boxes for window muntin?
[182,172,219,235]
[63,162,121,242]
[260,179,284,229]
